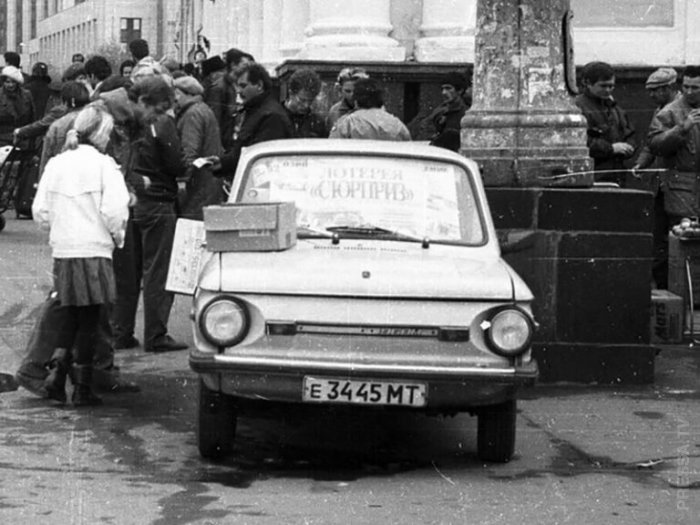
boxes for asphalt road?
[1,215,699,525]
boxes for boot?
[44,348,71,404]
[71,364,103,407]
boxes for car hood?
[200,239,532,301]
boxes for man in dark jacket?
[115,76,189,353]
[428,71,470,151]
[0,65,34,146]
[173,75,223,219]
[213,62,293,176]
[283,68,328,138]
[575,61,636,185]
[205,48,254,150]
[26,62,53,119]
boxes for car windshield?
[236,154,486,245]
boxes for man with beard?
[283,68,328,138]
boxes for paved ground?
[0,215,698,524]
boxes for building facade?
[2,0,700,74]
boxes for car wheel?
[477,399,516,463]
[0,214,5,232]
[197,379,237,460]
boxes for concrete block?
[538,188,653,232]
[533,343,656,384]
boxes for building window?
[120,17,142,44]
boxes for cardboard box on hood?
[203,202,297,252]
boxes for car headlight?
[483,307,533,357]
[199,297,249,347]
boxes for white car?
[190,139,538,463]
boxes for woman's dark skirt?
[53,257,116,306]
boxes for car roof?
[237,139,479,170]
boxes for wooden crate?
[668,233,700,306]
[650,290,684,343]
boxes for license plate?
[303,377,427,407]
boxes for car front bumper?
[190,344,538,410]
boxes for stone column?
[279,0,309,58]
[414,0,477,62]
[261,0,284,69]
[298,0,405,61]
[461,0,593,187]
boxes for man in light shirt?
[329,78,410,141]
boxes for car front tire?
[197,379,237,460]
[477,399,516,463]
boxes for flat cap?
[173,75,204,96]
[646,67,677,88]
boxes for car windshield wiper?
[297,225,335,239]
[325,224,430,247]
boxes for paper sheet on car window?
[166,219,212,295]
[264,157,461,238]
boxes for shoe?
[15,365,49,398]
[114,335,140,350]
[0,373,19,393]
[44,348,71,404]
[145,335,188,353]
[92,366,141,393]
[71,364,103,407]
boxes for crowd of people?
[7,38,469,408]
[575,61,700,290]
[8,36,698,408]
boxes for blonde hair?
[63,104,114,152]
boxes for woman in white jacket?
[32,104,130,406]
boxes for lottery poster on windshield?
[261,156,461,238]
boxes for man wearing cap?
[427,71,470,151]
[632,67,678,288]
[25,62,53,119]
[0,65,34,146]
[173,75,224,220]
[649,65,700,224]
